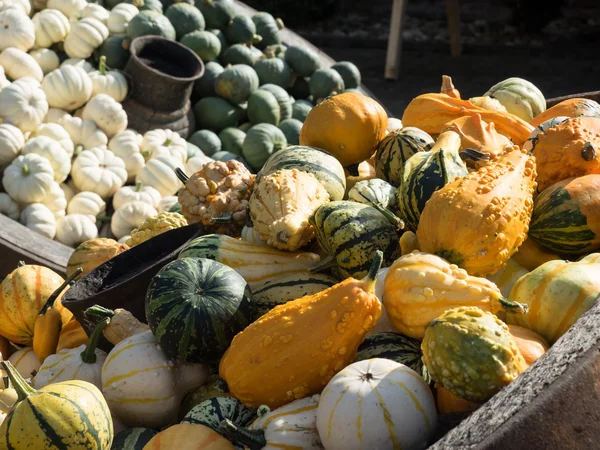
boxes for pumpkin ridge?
[372,385,400,448]
[552,286,591,339]
[382,376,431,431]
[13,274,28,336]
[103,365,173,388]
[102,337,156,368]
[27,400,71,449]
[46,366,69,384]
[327,385,350,439]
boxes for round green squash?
[209,28,227,58]
[112,428,159,450]
[348,178,398,213]
[278,118,302,146]
[96,36,130,71]
[215,64,259,105]
[219,127,246,156]
[242,123,287,171]
[259,84,292,121]
[197,0,236,29]
[331,61,361,90]
[146,257,255,363]
[127,10,176,41]
[194,97,240,132]
[309,68,345,100]
[254,56,292,89]
[248,90,280,125]
[189,129,222,156]
[221,43,261,66]
[288,76,311,100]
[193,60,223,99]
[180,30,221,61]
[225,15,257,45]
[284,45,320,77]
[186,141,204,159]
[181,396,256,433]
[165,3,205,39]
[291,99,313,122]
[252,12,283,49]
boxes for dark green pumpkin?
[259,84,292,121]
[165,3,205,39]
[181,396,256,433]
[252,12,283,49]
[194,97,240,132]
[180,30,221,61]
[180,375,229,419]
[127,10,176,41]
[225,15,257,44]
[331,61,361,90]
[254,56,292,89]
[215,64,259,105]
[209,28,227,58]
[241,123,287,171]
[189,129,221,156]
[146,257,254,363]
[219,127,246,156]
[96,36,130,71]
[193,61,223,99]
[309,68,345,101]
[111,428,158,450]
[375,126,435,187]
[277,118,302,146]
[284,45,320,77]
[291,99,312,122]
[221,43,261,66]
[248,90,280,125]
[211,151,252,170]
[288,76,311,100]
[196,0,236,29]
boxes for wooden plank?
[384,0,406,81]
[546,90,600,108]
[445,0,462,57]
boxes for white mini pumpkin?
[317,358,438,450]
[2,153,54,203]
[19,203,57,239]
[112,183,161,210]
[44,108,70,124]
[157,195,178,213]
[29,49,60,75]
[0,9,35,52]
[60,115,108,150]
[0,65,9,89]
[30,122,75,157]
[141,128,187,164]
[0,192,19,220]
[0,123,25,167]
[71,3,109,24]
[59,181,76,202]
[185,155,213,175]
[135,154,183,197]
[107,3,138,35]
[55,213,99,247]
[47,0,87,19]
[40,181,67,220]
[60,58,94,73]
[32,9,70,49]
[88,56,128,102]
[241,224,267,246]
[67,190,105,218]
[108,129,144,182]
[7,347,41,379]
[22,136,71,183]
[41,65,93,111]
[0,77,48,133]
[64,17,109,59]
[0,48,43,82]
[110,201,158,239]
[0,0,31,15]
[82,93,127,137]
[71,146,127,198]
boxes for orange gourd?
[417,145,537,276]
[531,98,600,127]
[507,325,549,367]
[512,237,562,271]
[67,238,129,278]
[299,92,388,166]
[143,424,235,450]
[436,387,480,414]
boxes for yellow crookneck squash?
[219,251,384,409]
[417,145,537,276]
[383,251,527,340]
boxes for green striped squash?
[112,428,158,450]
[348,178,398,213]
[181,396,256,433]
[398,132,468,232]
[375,127,434,187]
[309,201,400,280]
[522,116,570,152]
[252,272,338,316]
[258,145,346,200]
[529,174,600,254]
[145,257,254,363]
[180,375,229,418]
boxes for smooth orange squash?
[143,424,235,450]
[436,386,481,414]
[512,237,562,271]
[507,325,549,367]
[531,98,600,127]
[299,92,388,166]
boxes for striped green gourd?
[348,178,399,213]
[375,127,434,187]
[145,257,254,363]
[180,375,229,418]
[258,145,346,200]
[529,174,600,254]
[309,201,400,280]
[111,428,158,450]
[398,129,468,232]
[181,396,256,433]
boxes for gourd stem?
[99,56,107,75]
[363,250,384,292]
[1,361,36,401]
[276,18,284,30]
[84,305,116,321]
[81,318,109,364]
[219,419,266,450]
[357,192,404,230]
[499,297,529,314]
[175,168,189,183]
[134,181,142,192]
[74,144,84,156]
[21,163,29,176]
[39,268,83,315]
[17,261,26,267]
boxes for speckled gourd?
[422,306,527,402]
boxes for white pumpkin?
[2,153,54,203]
[369,267,395,335]
[241,224,267,245]
[22,136,71,183]
[19,203,57,239]
[40,181,67,220]
[59,181,76,202]
[113,183,161,210]
[7,347,41,379]
[67,190,105,217]
[0,77,48,133]
[88,56,128,102]
[0,9,35,52]
[108,129,145,182]
[136,155,183,197]
[32,9,70,49]
[141,128,187,164]
[60,115,108,150]
[110,201,157,239]
[82,93,127,137]
[118,234,130,244]
[44,108,70,124]
[55,213,99,246]
[0,48,43,82]
[0,192,19,220]
[386,117,403,133]
[185,155,213,175]
[0,0,31,15]
[0,123,25,167]
[29,48,60,75]
[317,358,438,450]
[60,58,95,73]
[47,0,87,19]
[64,17,108,59]
[71,146,127,198]
[71,3,109,24]
[107,3,138,35]
[0,65,9,89]
[157,195,178,213]
[30,122,75,157]
[41,65,93,111]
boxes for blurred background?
[244,0,600,115]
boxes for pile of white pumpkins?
[0,0,210,247]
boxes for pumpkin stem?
[98,56,107,75]
[74,144,84,156]
[17,260,26,267]
[357,192,405,231]
[21,163,29,176]
[499,297,529,314]
[134,181,143,192]
[175,167,189,183]
[1,361,36,401]
[39,268,83,316]
[219,418,266,450]
[582,142,596,161]
[362,250,384,292]
[84,304,115,321]
[252,34,263,46]
[276,18,284,30]
[80,318,109,364]
[441,75,461,99]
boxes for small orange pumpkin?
[299,92,388,167]
[531,98,600,127]
[508,325,549,367]
[512,237,561,271]
[143,424,235,450]
[436,386,481,414]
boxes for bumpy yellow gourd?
[219,252,384,409]
[384,252,527,339]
